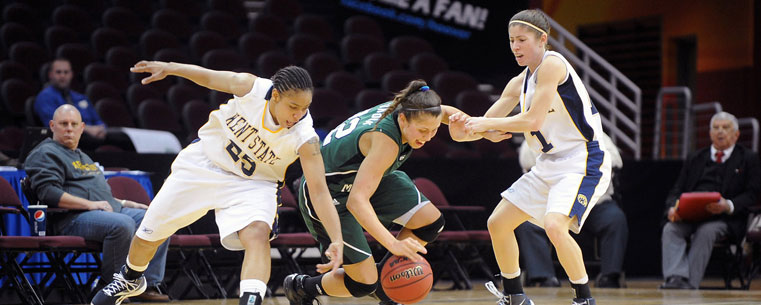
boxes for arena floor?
[134,278,761,305]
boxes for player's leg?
[238,220,273,305]
[486,199,534,305]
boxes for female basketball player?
[453,9,612,305]
[283,80,498,305]
[91,62,343,305]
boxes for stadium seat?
[303,52,342,85]
[286,34,326,65]
[0,60,33,83]
[309,88,350,128]
[1,79,35,117]
[9,42,48,78]
[95,97,135,128]
[182,100,212,142]
[44,25,80,57]
[139,29,180,59]
[381,70,421,93]
[55,43,95,79]
[208,0,246,19]
[263,0,303,22]
[126,83,163,115]
[248,14,289,44]
[191,31,230,62]
[84,62,128,92]
[294,14,336,45]
[432,71,479,105]
[107,176,151,204]
[238,32,276,65]
[153,48,191,64]
[1,22,34,51]
[410,53,450,82]
[52,5,94,37]
[137,98,183,134]
[2,3,42,36]
[344,15,384,42]
[209,90,232,108]
[105,46,138,74]
[256,50,293,78]
[201,10,243,42]
[355,88,392,111]
[340,34,384,68]
[362,52,401,85]
[0,126,24,151]
[85,81,121,105]
[455,90,493,117]
[160,0,203,19]
[24,96,41,126]
[90,27,129,58]
[389,35,434,63]
[325,71,365,108]
[102,6,146,39]
[152,9,193,41]
[202,49,248,72]
[168,84,209,113]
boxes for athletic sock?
[303,274,327,296]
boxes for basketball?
[380,255,433,304]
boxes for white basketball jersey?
[520,50,605,156]
[197,77,317,182]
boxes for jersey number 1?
[530,131,554,153]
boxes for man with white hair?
[660,111,760,289]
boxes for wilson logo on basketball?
[389,266,425,282]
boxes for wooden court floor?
[140,279,761,305]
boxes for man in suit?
[660,111,760,289]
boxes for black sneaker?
[283,273,319,305]
[572,297,596,305]
[90,267,146,305]
[239,291,262,305]
[485,281,534,305]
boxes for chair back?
[107,176,151,205]
[412,177,450,207]
[1,176,30,223]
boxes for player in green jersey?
[283,80,509,305]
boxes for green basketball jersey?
[320,102,413,194]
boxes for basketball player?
[90,61,343,305]
[452,9,612,305]
[283,80,502,305]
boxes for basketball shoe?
[485,281,534,305]
[572,298,596,305]
[283,273,320,305]
[90,266,146,305]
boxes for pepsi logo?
[34,210,45,221]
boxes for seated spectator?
[660,111,760,289]
[515,132,628,288]
[24,104,170,302]
[34,58,134,151]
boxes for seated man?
[34,58,133,151]
[24,104,169,301]
[660,111,760,289]
[515,132,628,288]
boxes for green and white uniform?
[298,102,430,264]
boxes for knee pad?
[343,274,377,297]
[412,214,445,243]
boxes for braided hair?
[271,66,313,94]
[375,80,441,129]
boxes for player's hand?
[465,117,495,134]
[479,130,512,142]
[667,206,681,222]
[389,237,427,262]
[91,200,113,212]
[316,241,343,273]
[705,197,729,214]
[447,112,474,141]
[130,61,169,84]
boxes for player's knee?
[239,221,271,245]
[344,274,378,297]
[543,218,568,243]
[411,215,445,243]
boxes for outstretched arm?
[298,136,343,273]
[347,132,427,261]
[130,61,257,97]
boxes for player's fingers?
[141,74,162,85]
[130,61,150,72]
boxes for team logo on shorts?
[576,194,588,207]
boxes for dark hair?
[509,9,550,38]
[376,80,441,128]
[271,65,313,94]
[45,57,71,75]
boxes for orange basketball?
[380,255,433,304]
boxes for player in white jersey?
[451,9,611,305]
[91,62,343,305]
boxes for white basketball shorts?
[502,141,611,233]
[136,142,278,250]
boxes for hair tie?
[419,85,430,91]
